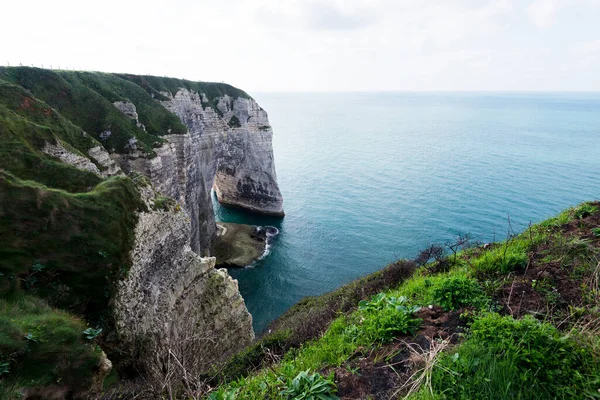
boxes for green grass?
[0,67,257,156]
[0,294,102,398]
[0,171,144,320]
[208,202,600,400]
[213,260,415,384]
[416,314,600,400]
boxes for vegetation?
[0,295,102,398]
[228,115,242,128]
[207,201,600,399]
[212,260,415,384]
[420,313,600,399]
[280,370,339,400]
[0,67,252,155]
[0,172,144,319]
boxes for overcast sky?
[2,0,600,92]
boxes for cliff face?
[114,184,253,378]
[0,67,279,395]
[115,89,284,254]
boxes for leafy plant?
[83,327,102,340]
[359,293,421,342]
[24,332,38,342]
[31,259,45,273]
[358,293,387,311]
[280,370,339,400]
[359,293,420,314]
[208,388,238,400]
[592,227,600,237]
[0,362,8,375]
[431,276,487,310]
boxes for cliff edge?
[0,67,276,398]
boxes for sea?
[212,92,600,334]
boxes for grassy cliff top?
[0,67,251,155]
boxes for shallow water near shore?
[213,92,600,334]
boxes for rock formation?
[113,89,284,255]
[114,184,253,378]
[0,67,282,395]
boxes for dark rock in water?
[251,226,268,242]
[214,222,276,267]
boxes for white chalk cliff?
[113,91,284,255]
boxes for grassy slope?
[0,295,102,397]
[208,202,600,400]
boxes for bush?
[228,115,242,128]
[358,293,421,343]
[430,276,487,310]
[573,203,598,220]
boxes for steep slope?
[0,67,280,398]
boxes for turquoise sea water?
[213,92,600,334]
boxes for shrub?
[358,293,421,343]
[280,370,339,400]
[573,203,598,220]
[430,276,487,310]
[208,388,238,400]
[228,115,242,128]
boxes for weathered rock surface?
[42,141,102,176]
[113,100,146,131]
[114,88,284,255]
[214,222,266,267]
[114,186,254,377]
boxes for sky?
[2,0,600,92]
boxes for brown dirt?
[497,203,600,321]
[330,306,463,400]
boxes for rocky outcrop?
[113,101,146,131]
[42,141,123,178]
[114,185,254,377]
[87,145,122,177]
[113,88,284,255]
[212,95,285,216]
[43,141,102,176]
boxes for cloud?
[255,0,380,31]
[300,0,377,30]
[528,0,560,28]
[573,38,600,54]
